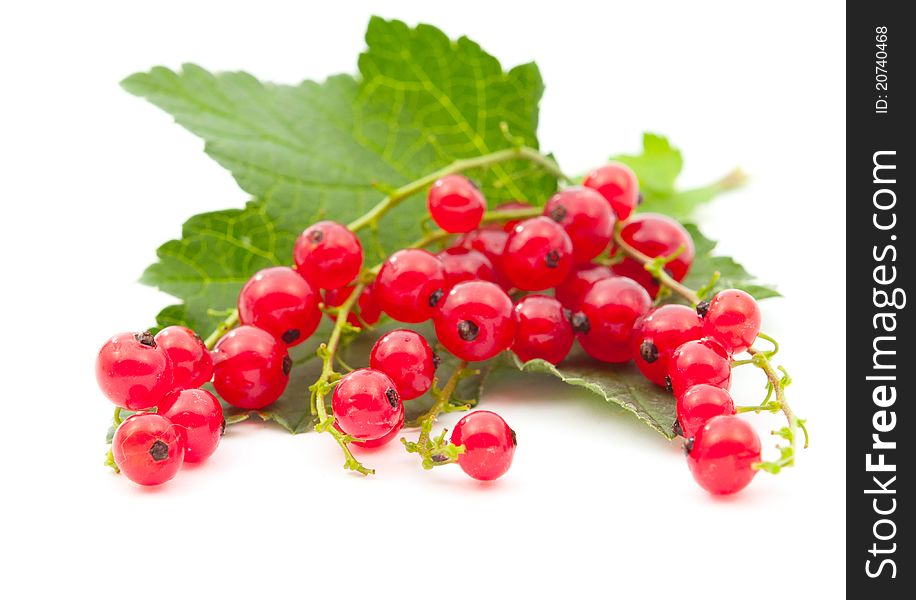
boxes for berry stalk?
[611,226,701,305]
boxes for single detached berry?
[583,162,640,221]
[544,186,615,262]
[686,415,761,495]
[455,227,511,288]
[576,277,651,363]
[211,325,291,409]
[699,289,762,354]
[324,283,382,329]
[501,216,574,291]
[676,384,736,438]
[111,413,185,486]
[554,263,612,310]
[351,410,405,449]
[511,295,574,365]
[437,247,498,287]
[154,326,213,390]
[612,213,695,298]
[375,249,446,323]
[630,305,703,387]
[293,220,363,290]
[494,200,531,232]
[158,388,225,463]
[434,280,517,361]
[238,266,321,346]
[427,174,486,233]
[96,331,174,410]
[450,410,517,481]
[667,338,732,399]
[332,368,404,442]
[370,329,437,400]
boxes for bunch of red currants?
[98,161,767,494]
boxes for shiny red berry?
[612,214,694,297]
[437,247,498,287]
[494,200,531,232]
[667,338,732,399]
[687,415,761,495]
[332,369,403,442]
[370,329,436,400]
[450,410,517,481]
[631,305,703,387]
[455,227,511,288]
[238,266,321,346]
[158,388,224,463]
[96,331,174,410]
[676,384,736,438]
[698,289,762,354]
[427,175,486,233]
[154,326,213,390]
[351,409,405,449]
[324,283,381,329]
[293,220,363,290]
[502,216,574,291]
[434,281,516,361]
[544,186,615,262]
[511,295,574,365]
[112,413,185,486]
[576,277,651,363]
[583,162,639,221]
[375,249,446,323]
[211,325,291,409]
[554,263,612,310]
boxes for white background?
[1,1,845,597]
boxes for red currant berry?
[370,329,436,400]
[427,174,486,233]
[583,162,639,221]
[158,388,224,463]
[154,326,213,390]
[612,214,694,298]
[211,326,291,409]
[237,266,321,346]
[686,415,761,495]
[501,216,574,291]
[554,263,612,310]
[455,227,511,288]
[437,247,498,287]
[375,249,447,323]
[698,289,762,354]
[332,369,403,442]
[112,413,185,486]
[511,295,574,365]
[450,410,517,481]
[667,338,732,399]
[630,305,703,387]
[324,283,381,329]
[293,220,363,290]
[576,277,651,363]
[676,384,736,438]
[434,281,516,361]
[351,409,405,449]
[494,200,531,232]
[96,331,174,410]
[544,186,615,262]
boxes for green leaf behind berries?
[683,224,780,300]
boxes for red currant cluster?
[98,160,779,493]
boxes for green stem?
[480,206,541,224]
[204,309,239,350]
[611,227,700,305]
[347,147,567,233]
[402,361,470,469]
[113,407,123,427]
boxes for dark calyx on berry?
[428,289,445,307]
[665,375,673,393]
[640,340,659,363]
[637,192,644,206]
[683,437,695,455]
[385,387,400,408]
[457,320,480,341]
[510,428,518,447]
[568,311,590,334]
[135,331,157,348]
[282,355,293,376]
[545,250,561,268]
[149,440,170,462]
[220,419,227,437]
[282,329,301,344]
[307,229,324,243]
[548,205,567,222]
[432,352,441,369]
[672,419,684,437]
[695,300,711,318]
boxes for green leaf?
[683,223,780,300]
[124,18,556,334]
[505,351,677,439]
